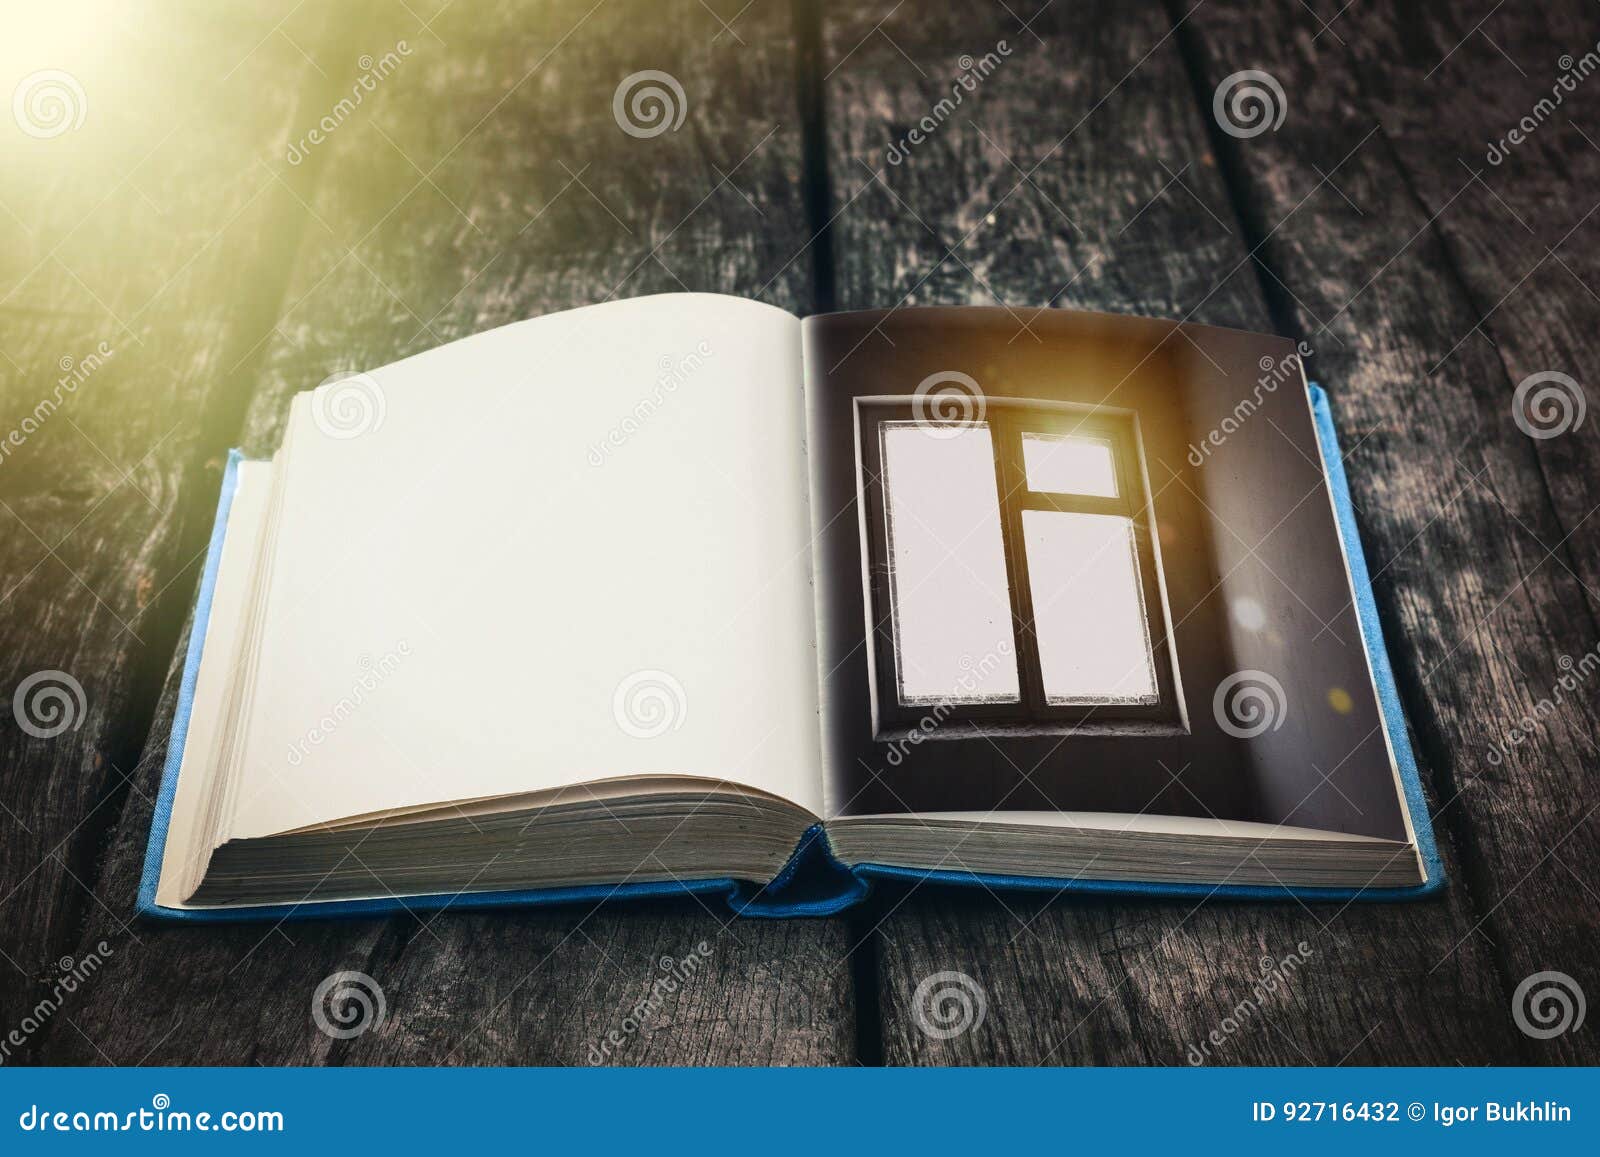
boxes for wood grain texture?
[0,1,346,1062]
[13,0,1595,1068]
[821,0,1519,1065]
[1291,0,1600,601]
[42,0,855,1067]
[1181,0,1600,1064]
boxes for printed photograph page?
[226,294,821,839]
[802,308,1408,841]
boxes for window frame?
[858,397,1183,738]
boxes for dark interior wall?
[1176,334,1406,840]
[808,307,1257,821]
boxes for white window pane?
[1021,433,1118,497]
[1022,510,1157,705]
[881,422,1021,705]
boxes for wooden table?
[3,0,1596,1065]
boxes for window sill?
[872,718,1191,743]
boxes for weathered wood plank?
[1294,0,1600,599]
[821,0,1517,1064]
[45,0,854,1066]
[1179,0,1600,1063]
[0,1,350,1063]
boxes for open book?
[142,294,1440,920]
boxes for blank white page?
[227,294,822,838]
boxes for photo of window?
[859,400,1181,735]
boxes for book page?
[226,294,821,838]
[155,458,276,907]
[802,307,1407,842]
